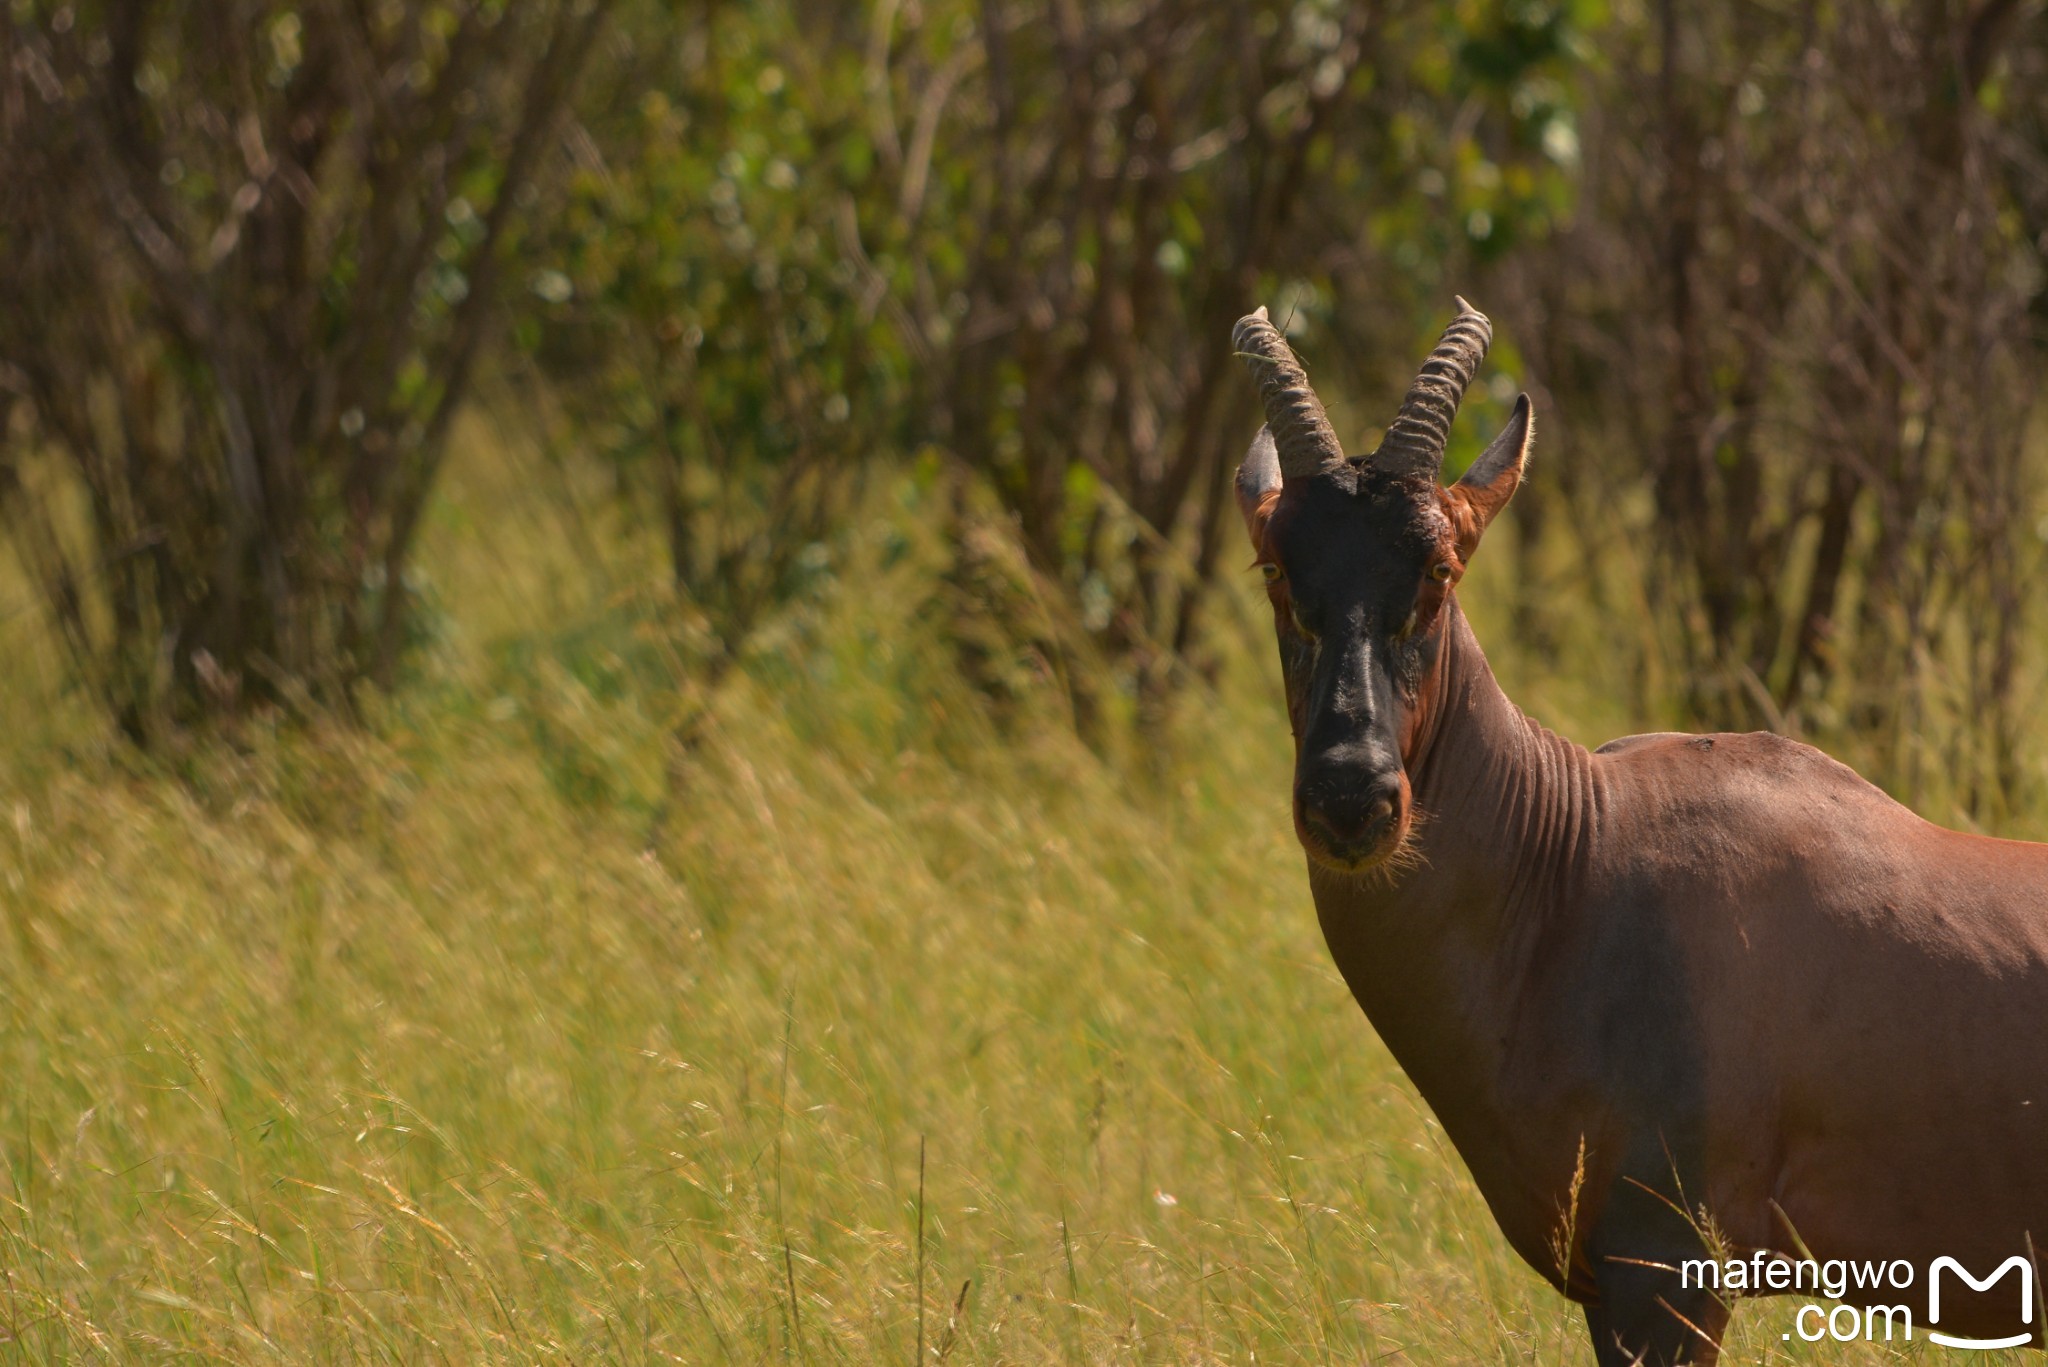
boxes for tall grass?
[0,424,1992,1362]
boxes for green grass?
[0,426,2008,1363]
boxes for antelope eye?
[1430,562,1454,583]
[1260,563,1284,584]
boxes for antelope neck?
[1408,597,1600,929]
[1305,596,1601,1159]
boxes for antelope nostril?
[1300,790,1400,849]
[1295,761,1405,853]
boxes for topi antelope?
[1232,301,2048,1364]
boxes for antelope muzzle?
[1293,753,1412,872]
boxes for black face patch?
[1266,465,1450,664]
[1260,463,1455,870]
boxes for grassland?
[0,426,2010,1363]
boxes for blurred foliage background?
[6,0,2045,806]
[2,0,2047,1361]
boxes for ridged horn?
[1372,297,1493,480]
[1232,307,1346,479]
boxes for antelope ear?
[1236,425,1283,548]
[1445,394,1532,560]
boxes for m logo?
[1927,1255,2035,1350]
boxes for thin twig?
[783,1241,806,1364]
[915,1134,927,1364]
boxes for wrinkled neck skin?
[1304,594,1598,1269]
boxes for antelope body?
[1231,302,2048,1363]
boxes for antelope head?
[1234,301,1533,874]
